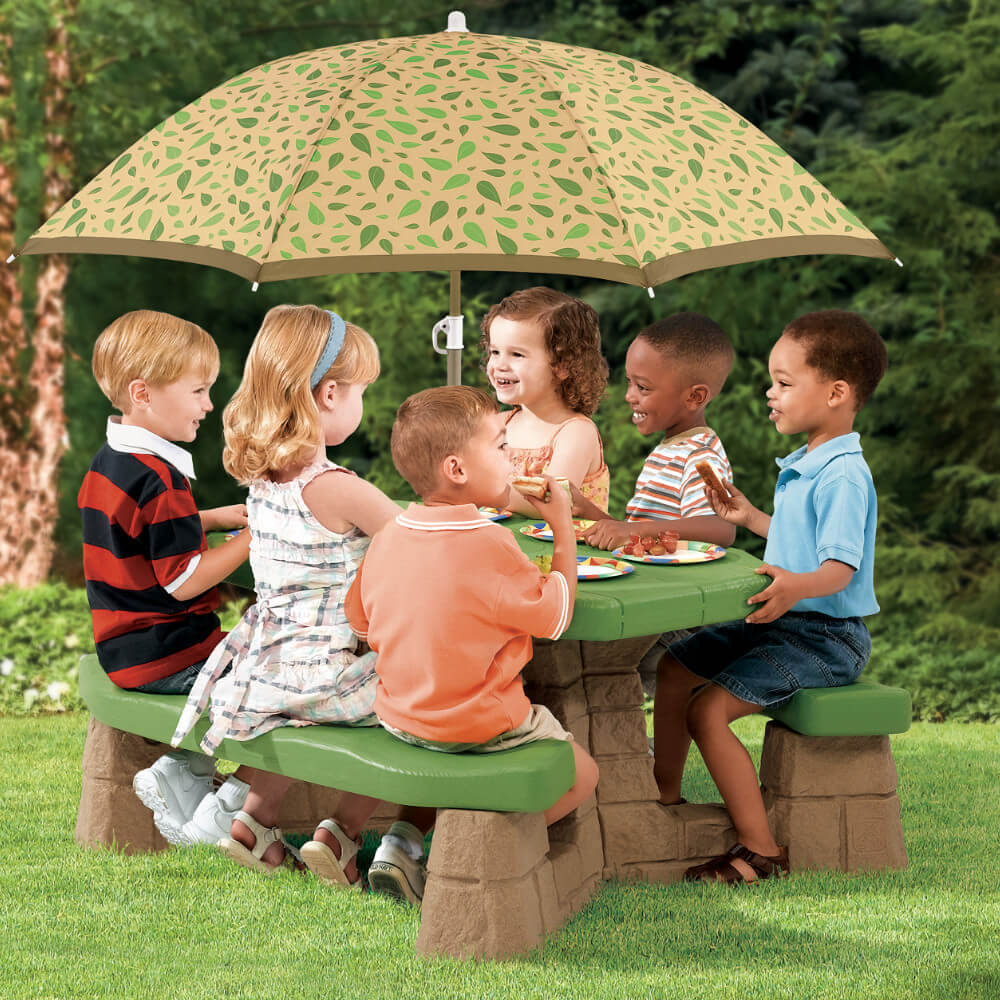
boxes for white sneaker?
[178,775,250,846]
[368,837,427,907]
[133,754,214,846]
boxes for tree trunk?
[0,2,75,585]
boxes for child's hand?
[525,474,573,526]
[745,564,806,624]
[202,504,249,532]
[706,480,753,526]
[581,519,630,551]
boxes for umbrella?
[13,10,896,383]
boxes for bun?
[512,475,548,500]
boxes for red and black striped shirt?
[78,443,222,688]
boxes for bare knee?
[572,742,599,799]
[685,692,726,743]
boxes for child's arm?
[525,474,578,606]
[745,560,854,624]
[171,529,251,601]
[583,514,735,550]
[545,420,602,492]
[199,504,248,533]
[302,470,401,537]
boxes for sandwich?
[512,475,570,501]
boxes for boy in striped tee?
[574,313,736,551]
[78,310,251,844]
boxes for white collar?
[106,417,197,479]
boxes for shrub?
[0,584,248,717]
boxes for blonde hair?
[92,310,218,411]
[391,386,499,497]
[223,304,379,484]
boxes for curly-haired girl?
[480,287,610,513]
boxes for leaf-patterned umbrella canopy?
[19,20,893,288]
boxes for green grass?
[1,714,998,1000]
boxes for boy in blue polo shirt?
[654,309,888,884]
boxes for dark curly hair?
[782,310,888,410]
[480,287,609,416]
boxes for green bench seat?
[78,655,575,813]
[763,677,911,737]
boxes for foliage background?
[2,0,998,718]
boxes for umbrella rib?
[495,39,648,287]
[255,36,420,281]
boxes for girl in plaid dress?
[171,305,432,888]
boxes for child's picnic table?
[80,516,908,960]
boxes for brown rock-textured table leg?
[76,716,173,854]
[524,637,740,886]
[761,722,908,871]
[417,804,602,959]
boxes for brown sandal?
[684,843,790,884]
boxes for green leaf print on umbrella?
[20,10,895,350]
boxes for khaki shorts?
[381,703,572,754]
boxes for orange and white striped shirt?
[625,427,732,522]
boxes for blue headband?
[309,311,347,389]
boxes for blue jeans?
[668,612,871,708]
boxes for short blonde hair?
[92,310,219,411]
[224,304,379,484]
[391,386,498,497]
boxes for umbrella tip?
[251,281,259,292]
[647,286,655,299]
[446,10,468,32]
[5,253,14,264]
[894,257,904,268]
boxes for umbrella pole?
[448,270,462,386]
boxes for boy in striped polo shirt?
[576,313,736,551]
[78,310,251,843]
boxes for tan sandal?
[300,818,362,890]
[217,809,302,874]
[684,843,790,884]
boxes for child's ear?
[440,453,467,486]
[686,383,710,409]
[828,380,852,409]
[314,379,337,410]
[127,378,150,409]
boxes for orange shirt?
[345,503,572,743]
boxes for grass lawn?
[1,713,998,1000]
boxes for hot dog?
[695,460,727,497]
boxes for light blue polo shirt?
[763,432,879,618]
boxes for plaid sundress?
[171,460,377,756]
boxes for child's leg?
[307,792,382,884]
[544,742,598,826]
[229,769,296,868]
[369,805,437,906]
[652,652,706,804]
[685,684,780,857]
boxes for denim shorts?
[132,661,207,695]
[668,612,871,709]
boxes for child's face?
[319,381,367,446]
[624,338,695,437]
[455,411,514,508]
[766,335,848,436]
[132,369,216,443]
[485,316,557,409]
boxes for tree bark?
[0,2,76,585]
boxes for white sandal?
[218,810,301,874]
[300,818,362,889]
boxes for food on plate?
[694,460,727,497]
[620,531,680,558]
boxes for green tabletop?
[504,515,766,640]
[213,515,767,642]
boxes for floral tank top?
[504,409,610,512]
